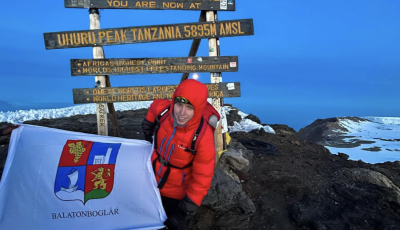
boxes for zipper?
[157,137,167,176]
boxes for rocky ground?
[1,108,400,230]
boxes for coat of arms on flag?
[54,140,121,204]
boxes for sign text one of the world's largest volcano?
[44,19,253,49]
[65,0,236,11]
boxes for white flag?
[0,125,166,230]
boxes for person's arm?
[183,126,216,209]
[141,99,164,142]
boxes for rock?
[0,145,8,180]
[202,167,256,215]
[226,109,242,126]
[218,139,253,173]
[297,117,373,148]
[249,128,266,136]
[245,114,261,124]
[231,136,277,155]
[338,152,349,160]
[269,124,297,135]
[339,168,400,205]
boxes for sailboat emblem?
[61,168,78,193]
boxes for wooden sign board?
[71,56,238,76]
[44,19,253,49]
[73,82,240,104]
[65,0,236,11]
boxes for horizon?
[1,0,399,130]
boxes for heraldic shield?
[54,140,121,204]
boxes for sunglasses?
[175,96,192,105]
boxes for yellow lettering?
[226,22,232,35]
[99,31,106,43]
[114,30,121,42]
[106,31,114,42]
[232,22,238,34]
[204,24,210,36]
[197,25,204,36]
[66,33,73,45]
[142,1,148,7]
[164,27,172,39]
[159,27,165,39]
[149,1,155,8]
[210,24,216,36]
[57,34,66,46]
[120,29,127,41]
[220,24,226,35]
[138,29,144,40]
[144,28,151,40]
[135,1,141,7]
[81,33,88,44]
[175,26,181,38]
[151,28,157,40]
[184,25,190,37]
[238,22,245,34]
[88,32,96,44]
[131,29,137,40]
[190,3,195,9]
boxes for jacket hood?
[171,79,208,129]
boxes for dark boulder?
[226,109,242,126]
[245,114,261,124]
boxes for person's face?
[174,102,194,125]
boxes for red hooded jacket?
[143,80,219,206]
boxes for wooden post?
[180,10,206,83]
[207,11,224,154]
[89,8,108,136]
[105,75,121,137]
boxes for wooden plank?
[71,56,238,76]
[65,0,236,11]
[89,8,109,136]
[206,10,224,158]
[73,82,241,104]
[181,10,206,83]
[44,19,254,49]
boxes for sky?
[1,0,399,130]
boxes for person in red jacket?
[142,80,219,230]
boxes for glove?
[141,118,155,143]
[178,195,199,213]
[144,134,153,143]
[164,207,187,230]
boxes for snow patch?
[326,117,400,164]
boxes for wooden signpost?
[44,19,254,49]
[73,82,241,104]
[44,2,253,154]
[65,0,236,11]
[71,56,238,76]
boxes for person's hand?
[164,207,187,230]
[144,134,153,143]
[1,124,20,136]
